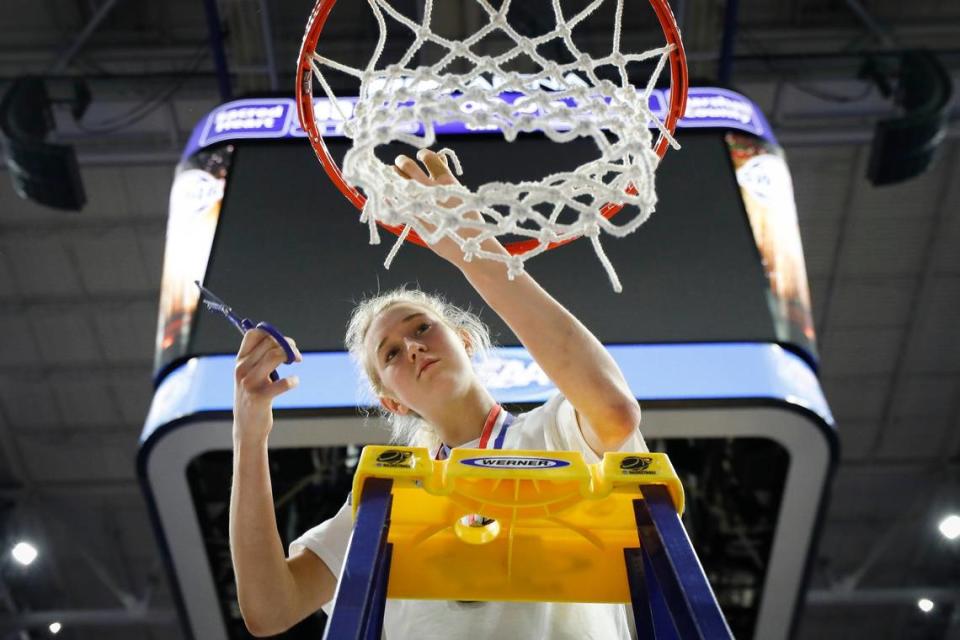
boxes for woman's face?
[364,303,475,416]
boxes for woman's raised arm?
[394,150,641,453]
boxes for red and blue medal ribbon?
[435,404,515,461]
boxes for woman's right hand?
[233,328,302,443]
[393,149,508,268]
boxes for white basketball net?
[308,0,679,292]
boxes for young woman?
[229,149,647,639]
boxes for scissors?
[194,281,296,382]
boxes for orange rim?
[296,0,688,254]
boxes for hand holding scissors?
[194,281,297,382]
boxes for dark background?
[193,131,776,358]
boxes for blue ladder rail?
[323,477,734,640]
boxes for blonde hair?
[345,286,492,448]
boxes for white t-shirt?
[290,393,648,640]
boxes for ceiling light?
[48,622,62,634]
[938,514,960,540]
[918,598,934,613]
[11,542,38,566]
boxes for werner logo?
[460,456,569,470]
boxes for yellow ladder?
[324,446,732,639]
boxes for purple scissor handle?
[194,281,296,382]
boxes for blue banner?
[143,343,831,444]
[182,88,776,161]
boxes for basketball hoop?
[297,0,687,292]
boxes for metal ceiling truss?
[48,0,122,74]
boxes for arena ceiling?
[0,1,958,639]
